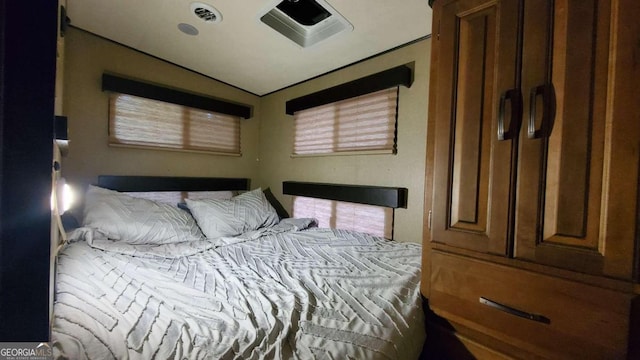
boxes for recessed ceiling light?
[190,2,222,24]
[178,23,199,36]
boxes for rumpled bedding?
[51,221,425,359]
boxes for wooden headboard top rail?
[97,176,250,192]
[282,181,408,209]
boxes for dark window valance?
[283,181,408,208]
[97,175,250,192]
[102,73,252,119]
[285,64,413,115]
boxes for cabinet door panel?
[544,0,601,243]
[450,10,490,231]
[515,0,617,275]
[432,0,519,255]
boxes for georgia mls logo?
[0,342,52,360]
[35,343,52,356]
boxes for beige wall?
[63,28,261,190]
[257,39,431,243]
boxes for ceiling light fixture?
[178,23,199,36]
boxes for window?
[109,93,241,154]
[125,190,235,204]
[292,87,399,155]
[286,65,412,156]
[292,196,393,239]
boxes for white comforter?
[52,223,425,359]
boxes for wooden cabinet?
[425,0,640,357]
[430,252,635,359]
[514,0,635,279]
[431,0,518,256]
[429,0,639,277]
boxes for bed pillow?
[82,185,205,244]
[185,188,280,239]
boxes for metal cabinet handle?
[527,83,556,139]
[497,88,523,141]
[479,297,551,324]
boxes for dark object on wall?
[97,175,250,192]
[102,73,252,119]
[285,64,413,115]
[54,115,68,140]
[283,181,408,208]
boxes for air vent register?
[259,0,353,48]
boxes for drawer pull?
[479,297,551,324]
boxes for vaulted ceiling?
[67,0,433,96]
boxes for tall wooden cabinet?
[424,0,639,358]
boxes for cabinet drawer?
[429,251,634,359]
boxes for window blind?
[293,87,399,155]
[109,93,241,155]
[292,196,393,239]
[125,190,235,204]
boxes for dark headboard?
[282,181,408,208]
[97,176,250,192]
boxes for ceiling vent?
[191,2,222,24]
[259,0,353,48]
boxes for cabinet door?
[515,0,637,278]
[431,0,521,255]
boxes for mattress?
[51,224,425,359]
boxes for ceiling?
[67,0,432,96]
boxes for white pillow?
[82,185,205,244]
[185,188,279,239]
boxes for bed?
[50,176,425,359]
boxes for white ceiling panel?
[67,0,432,96]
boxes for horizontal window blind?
[125,190,235,204]
[109,93,241,154]
[292,196,393,239]
[293,87,399,155]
